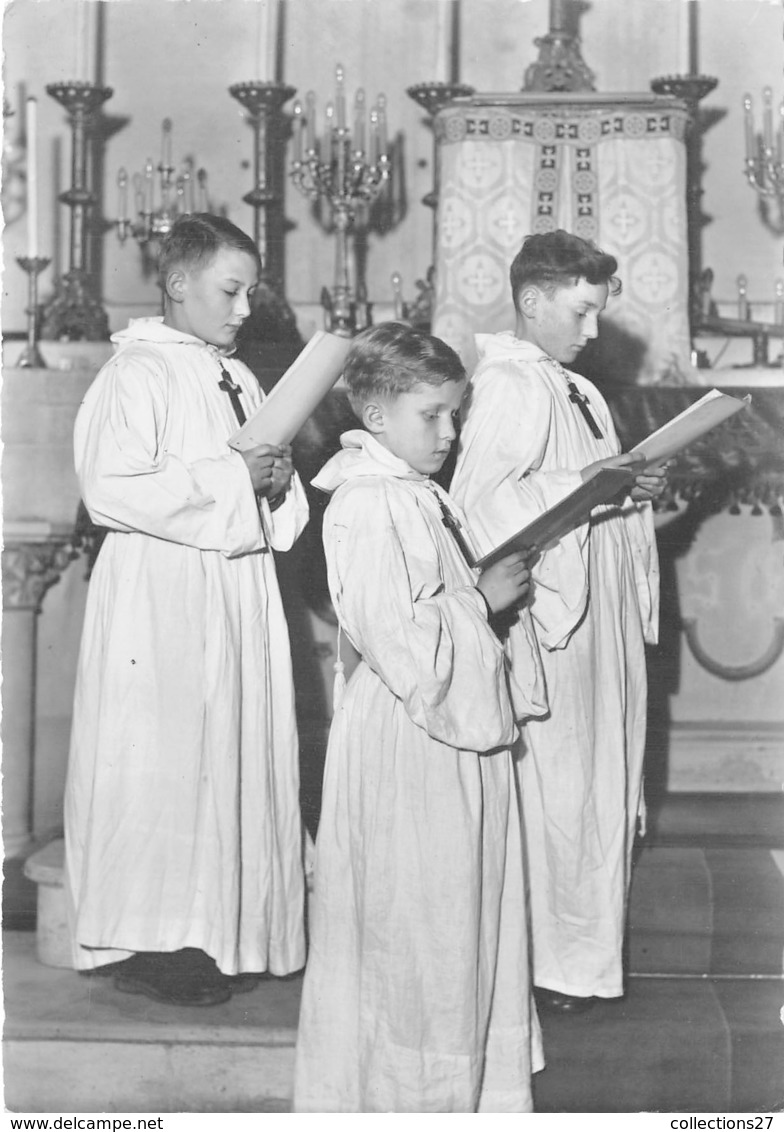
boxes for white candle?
[292,101,304,163]
[25,96,38,258]
[763,87,774,153]
[335,65,346,131]
[305,91,317,153]
[743,94,755,163]
[435,1,451,83]
[354,89,366,155]
[256,0,280,81]
[74,2,98,82]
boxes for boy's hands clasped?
[477,551,532,614]
[240,442,293,499]
[580,452,668,502]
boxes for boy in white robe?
[65,215,309,1005]
[451,230,667,1013]
[293,322,546,1113]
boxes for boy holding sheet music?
[451,230,668,1016]
[294,322,547,1112]
[65,215,309,1005]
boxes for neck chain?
[550,358,603,440]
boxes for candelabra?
[15,256,51,368]
[115,118,209,267]
[743,87,784,234]
[42,81,112,341]
[290,65,390,337]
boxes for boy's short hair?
[344,322,466,416]
[510,229,621,310]
[158,213,261,284]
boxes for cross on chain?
[217,364,247,426]
[550,360,603,440]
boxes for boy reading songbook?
[293,322,547,1113]
[451,229,668,1016]
[65,215,308,1006]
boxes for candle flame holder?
[16,256,52,368]
[42,81,112,341]
[743,87,784,235]
[290,66,391,337]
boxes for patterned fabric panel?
[432,102,693,385]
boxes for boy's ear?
[164,269,187,304]
[361,401,386,435]
[518,285,540,320]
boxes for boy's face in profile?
[520,276,608,365]
[164,246,259,350]
[370,377,467,476]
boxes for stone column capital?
[2,526,79,612]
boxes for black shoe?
[78,957,134,978]
[113,950,232,1007]
[534,986,596,1014]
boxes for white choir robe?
[451,333,660,1000]
[65,317,309,976]
[293,430,546,1113]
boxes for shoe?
[78,958,133,978]
[225,973,263,994]
[113,950,232,1007]
[534,986,596,1014]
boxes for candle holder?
[290,66,390,337]
[115,119,211,268]
[651,73,718,336]
[42,81,112,341]
[742,87,784,235]
[15,256,51,368]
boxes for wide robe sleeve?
[261,472,310,552]
[325,478,517,751]
[75,353,266,557]
[453,361,604,651]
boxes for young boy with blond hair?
[293,321,545,1113]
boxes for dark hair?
[509,229,621,311]
[158,213,261,285]
[343,322,466,416]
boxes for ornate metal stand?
[743,87,784,235]
[522,0,596,93]
[15,256,51,368]
[42,82,112,341]
[650,74,718,340]
[230,81,301,345]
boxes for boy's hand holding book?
[580,452,668,503]
[477,550,533,614]
[240,442,293,498]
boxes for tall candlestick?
[435,1,452,84]
[305,90,316,153]
[743,94,755,162]
[117,167,128,224]
[376,94,387,157]
[449,0,460,85]
[25,97,39,258]
[335,65,346,130]
[354,89,366,155]
[323,102,335,162]
[292,101,304,163]
[687,0,699,76]
[74,2,98,83]
[161,118,173,169]
[763,87,774,153]
[256,0,280,81]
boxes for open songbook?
[470,387,751,571]
[629,388,751,467]
[472,467,634,570]
[228,330,353,451]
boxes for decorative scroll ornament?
[2,540,78,611]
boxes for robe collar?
[111,316,237,358]
[312,429,428,495]
[475,331,552,368]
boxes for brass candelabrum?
[42,81,112,341]
[743,86,784,234]
[290,65,390,337]
[15,256,51,368]
[115,118,209,255]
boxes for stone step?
[4,932,782,1114]
[627,846,784,977]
